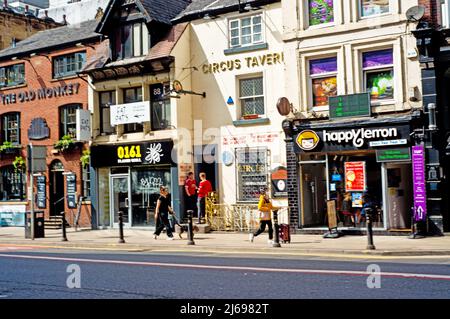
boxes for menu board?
[344,161,366,192]
[36,176,46,209]
[66,174,77,209]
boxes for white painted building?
[38,0,110,24]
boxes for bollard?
[187,210,195,245]
[272,210,281,248]
[118,211,125,244]
[366,208,375,250]
[61,211,68,242]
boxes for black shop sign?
[66,174,77,209]
[90,140,174,167]
[36,176,46,209]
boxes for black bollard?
[272,210,281,248]
[61,211,68,242]
[118,211,125,244]
[187,210,195,245]
[366,208,375,250]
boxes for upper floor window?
[239,76,265,117]
[229,15,263,48]
[442,0,450,28]
[150,83,171,131]
[113,22,150,60]
[363,49,394,102]
[309,57,337,109]
[60,104,81,138]
[53,52,86,78]
[360,0,389,18]
[0,64,25,88]
[308,0,334,26]
[2,112,20,144]
[123,87,143,133]
[99,91,116,135]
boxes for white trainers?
[249,233,254,243]
[153,234,158,240]
[267,239,274,245]
[166,237,174,241]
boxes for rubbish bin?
[25,211,45,239]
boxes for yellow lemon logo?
[296,130,320,151]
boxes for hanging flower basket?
[54,135,79,153]
[0,141,22,156]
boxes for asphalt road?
[0,248,449,299]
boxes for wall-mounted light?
[427,103,437,131]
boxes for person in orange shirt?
[249,188,277,245]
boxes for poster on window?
[366,70,394,101]
[309,0,334,25]
[312,77,337,106]
[360,0,389,17]
[344,161,366,192]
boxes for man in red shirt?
[184,172,197,217]
[197,172,212,224]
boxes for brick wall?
[285,136,300,232]
[419,0,442,27]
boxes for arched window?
[59,104,81,138]
[0,165,25,201]
[1,112,20,144]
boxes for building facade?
[0,19,101,227]
[281,0,432,234]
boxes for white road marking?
[0,253,449,281]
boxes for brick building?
[0,0,60,50]
[0,19,102,227]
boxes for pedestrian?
[196,172,212,224]
[184,172,197,217]
[153,186,175,240]
[250,188,277,245]
[341,192,355,226]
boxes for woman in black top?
[153,186,174,240]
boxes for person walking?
[184,172,197,217]
[197,172,212,224]
[250,188,277,245]
[153,186,175,240]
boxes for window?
[99,91,116,135]
[363,49,394,102]
[360,0,389,18]
[0,64,25,88]
[113,22,150,60]
[308,0,334,26]
[82,163,91,200]
[150,83,171,131]
[60,104,81,138]
[0,166,25,201]
[309,57,337,108]
[229,15,263,48]
[2,113,20,144]
[239,76,264,117]
[123,87,143,133]
[442,0,450,28]
[236,148,268,202]
[53,52,86,78]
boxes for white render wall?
[40,0,110,24]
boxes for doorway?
[385,163,412,230]
[111,174,130,227]
[49,160,65,217]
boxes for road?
[0,247,449,299]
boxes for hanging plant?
[54,135,76,152]
[13,156,26,172]
[80,149,90,168]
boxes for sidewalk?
[0,227,449,258]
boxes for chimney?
[62,14,67,25]
[3,0,7,9]
[95,7,104,21]
[45,10,48,18]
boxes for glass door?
[111,175,131,227]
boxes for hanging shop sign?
[90,140,174,167]
[271,166,288,198]
[0,83,81,105]
[412,145,427,222]
[202,52,284,74]
[344,161,366,192]
[76,109,91,142]
[376,148,411,162]
[110,101,151,126]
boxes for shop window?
[229,15,263,48]
[60,104,81,138]
[362,49,394,102]
[360,0,390,18]
[113,22,150,61]
[123,87,143,133]
[236,147,268,202]
[1,112,20,144]
[53,52,86,78]
[0,166,25,201]
[309,57,337,109]
[150,83,171,131]
[99,91,116,135]
[308,0,334,26]
[0,63,25,88]
[239,76,265,117]
[82,163,91,200]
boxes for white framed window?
[229,15,263,48]
[307,0,335,27]
[362,49,394,103]
[308,57,338,111]
[239,76,265,118]
[442,0,450,28]
[359,0,390,18]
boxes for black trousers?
[186,195,197,215]
[154,213,173,237]
[253,220,273,240]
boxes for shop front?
[91,140,177,229]
[292,117,415,232]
